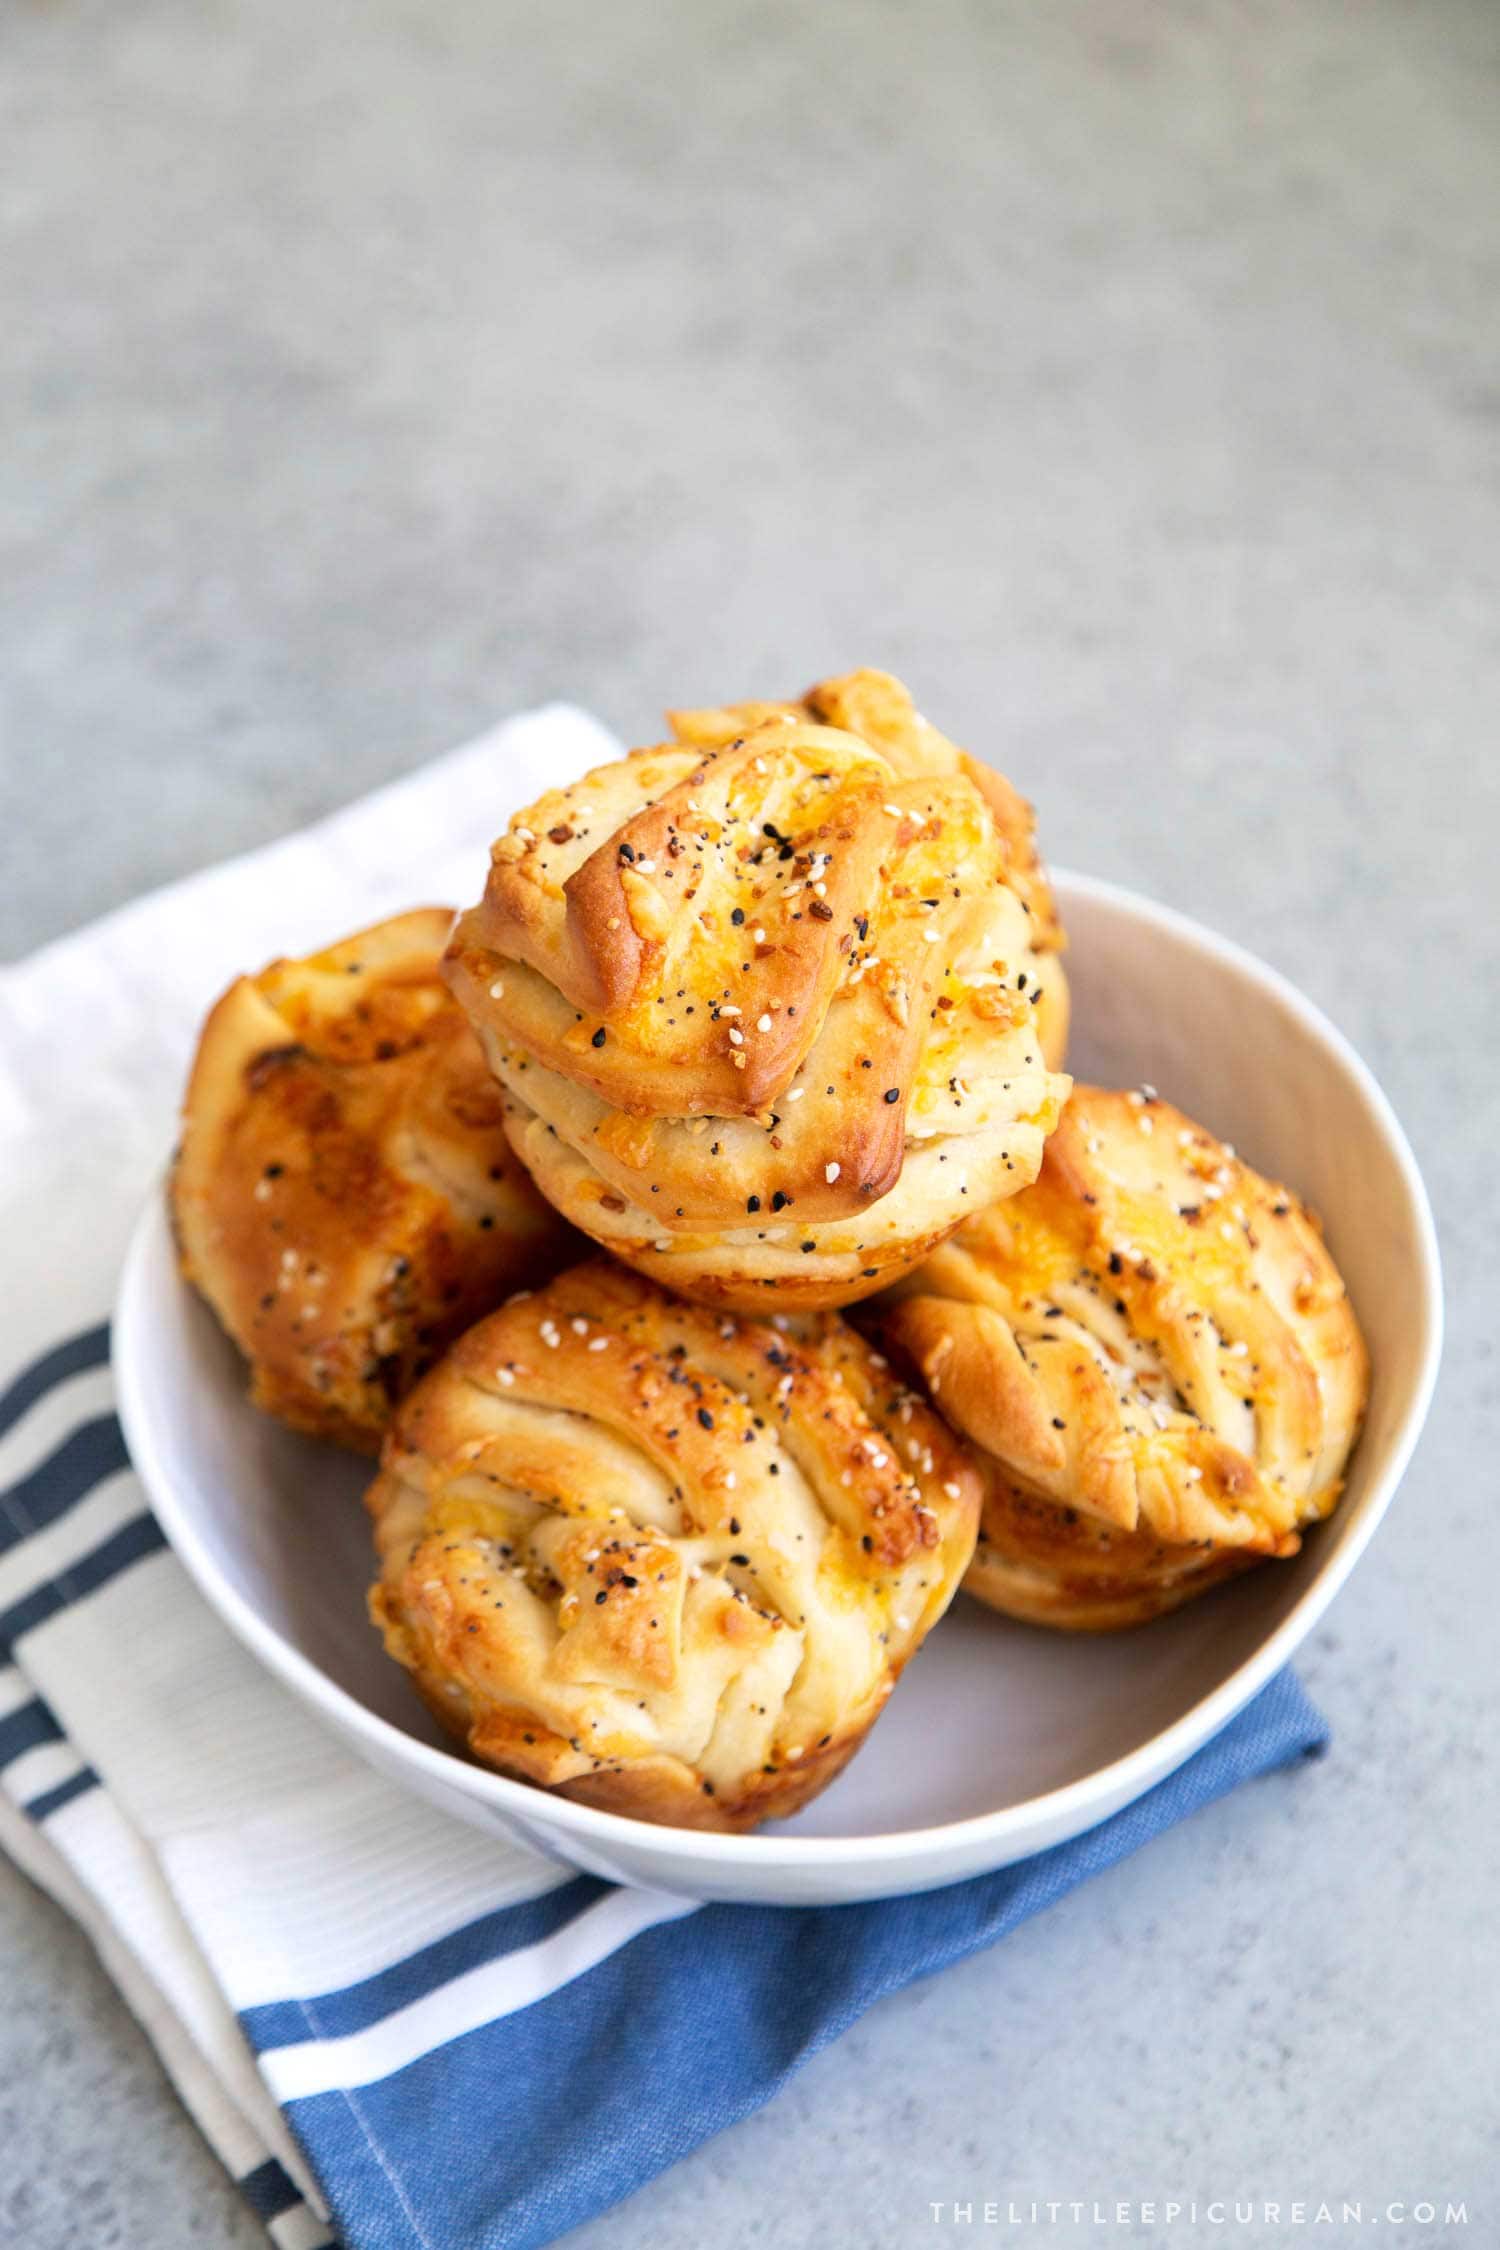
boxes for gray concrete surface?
[1,1,1495,2245]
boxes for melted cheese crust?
[444,702,1071,1306]
[668,667,1067,960]
[877,1085,1369,1628]
[172,909,578,1451]
[366,1260,981,1829]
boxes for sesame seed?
[825,1161,841,1184]
[571,1317,589,1334]
[729,1027,744,1046]
[588,1336,610,1352]
[496,1367,515,1385]
[488,978,506,999]
[942,1481,961,1499]
[757,1013,772,1032]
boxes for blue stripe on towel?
[0,1324,110,1440]
[239,1874,607,2052]
[0,1512,166,1656]
[0,1343,162,1654]
[263,1675,1327,2250]
[24,1765,100,1823]
[0,1415,131,1553]
[0,1695,64,1769]
[237,2157,305,2223]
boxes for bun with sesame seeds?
[363,1260,982,1830]
[171,909,581,1454]
[443,689,1071,1312]
[873,1086,1369,1629]
[669,667,1068,1013]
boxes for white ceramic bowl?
[114,872,1441,1906]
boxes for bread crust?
[365,1260,981,1829]
[875,1086,1369,1628]
[668,668,1067,968]
[444,680,1070,1307]
[171,909,579,1452]
[962,1471,1259,1630]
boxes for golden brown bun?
[365,1260,982,1830]
[668,668,1067,968]
[443,683,1070,1311]
[950,1474,1261,1630]
[876,1086,1369,1629]
[172,909,580,1453]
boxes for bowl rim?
[114,868,1444,1875]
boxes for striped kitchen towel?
[0,710,1330,2250]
